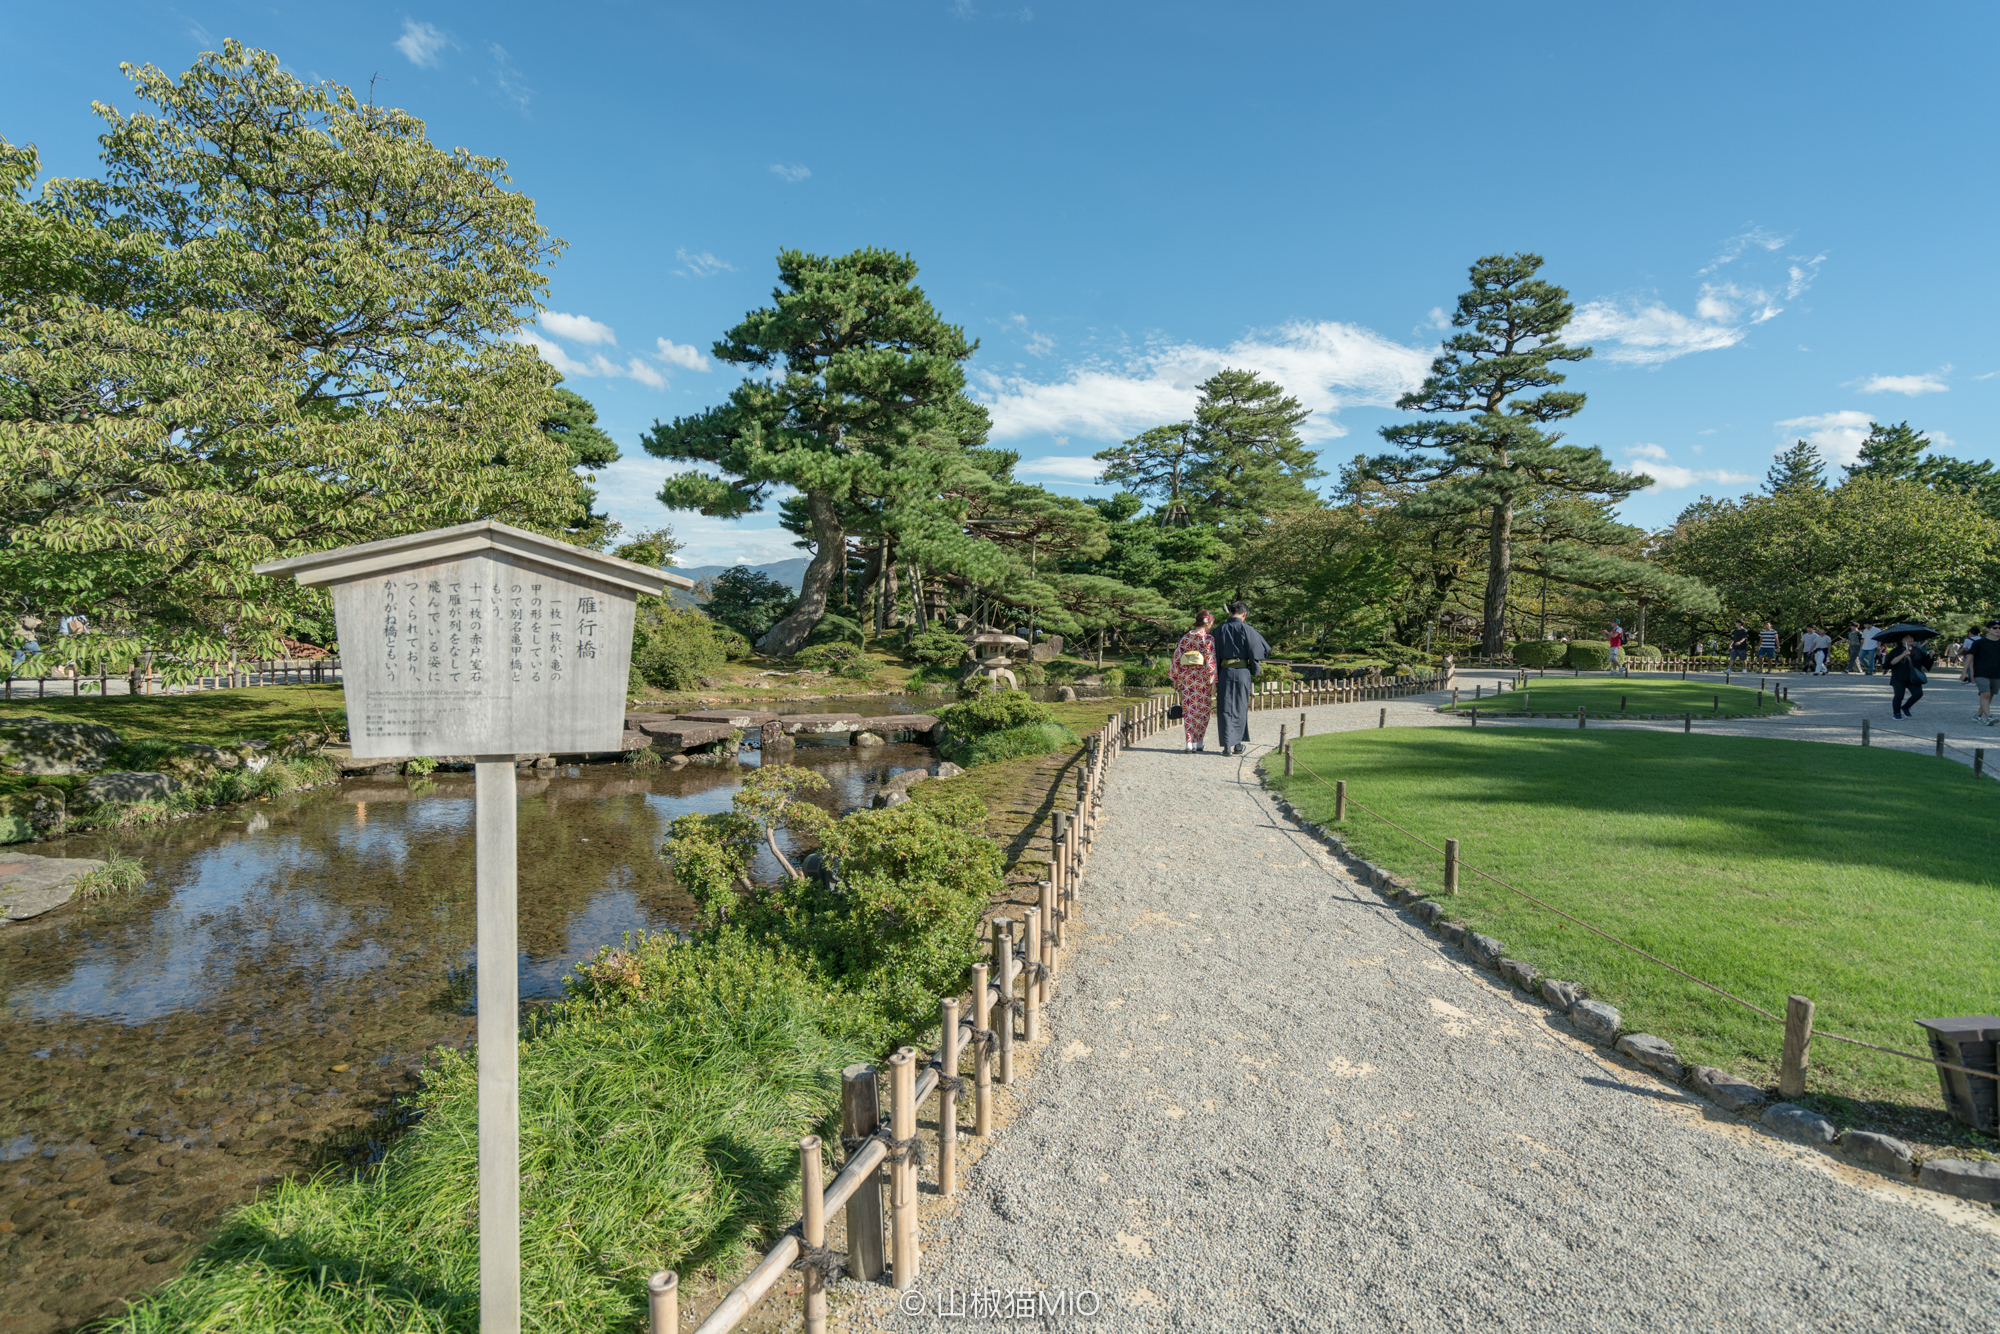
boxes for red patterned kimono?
[1171,628,1217,746]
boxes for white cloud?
[1698,227,1788,275]
[594,458,803,566]
[673,249,734,278]
[489,44,532,109]
[540,311,617,346]
[1616,443,1755,492]
[1775,410,1873,466]
[513,329,593,379]
[977,320,1428,443]
[656,338,710,372]
[1015,456,1106,483]
[770,163,811,183]
[1856,370,1949,395]
[623,359,666,390]
[395,20,449,68]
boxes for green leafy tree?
[642,248,985,656]
[699,566,796,642]
[1094,423,1200,525]
[1185,368,1321,525]
[1376,253,1643,654]
[1842,421,1932,482]
[1765,440,1827,495]
[1660,476,1997,633]
[0,45,575,676]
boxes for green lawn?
[1270,728,2000,1110]
[0,684,347,745]
[1441,677,1793,719]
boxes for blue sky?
[9,3,1997,565]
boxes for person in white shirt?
[1860,623,1881,675]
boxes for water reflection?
[0,739,934,1333]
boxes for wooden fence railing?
[1248,669,1447,712]
[661,698,1164,1334]
[0,658,344,700]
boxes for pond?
[0,723,937,1333]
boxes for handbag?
[1167,703,1184,720]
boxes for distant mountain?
[665,557,811,609]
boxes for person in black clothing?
[1727,620,1750,669]
[1210,601,1271,755]
[1962,620,2000,725]
[1886,633,1933,719]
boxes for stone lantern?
[961,632,1029,690]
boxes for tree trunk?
[758,491,845,656]
[908,562,928,632]
[876,542,898,633]
[855,541,884,625]
[1481,499,1513,656]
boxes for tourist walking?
[1211,601,1271,756]
[1886,632,1933,719]
[1962,621,2000,725]
[1757,621,1779,663]
[1845,623,1864,673]
[1861,621,1881,674]
[1805,625,1830,674]
[1171,611,1218,752]
[1727,620,1750,669]
[1607,622,1625,669]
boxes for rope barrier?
[1287,755,2000,1084]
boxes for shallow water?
[0,740,934,1332]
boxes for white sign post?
[257,520,686,1334]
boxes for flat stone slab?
[636,721,737,750]
[79,771,182,805]
[773,713,869,735]
[864,714,941,734]
[1761,1102,1837,1145]
[1571,1000,1621,1045]
[1616,1033,1685,1082]
[0,853,109,921]
[1839,1131,1915,1176]
[674,709,781,727]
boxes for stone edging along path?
[1262,777,2000,1212]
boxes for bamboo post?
[970,963,992,1138]
[1022,907,1041,1042]
[1334,779,1346,821]
[1862,718,1870,746]
[1978,748,1986,777]
[1452,687,1459,708]
[1278,722,1287,750]
[1298,710,1306,737]
[1577,705,1586,729]
[1684,713,1691,733]
[647,1272,679,1334]
[887,1049,917,1289]
[1443,838,1459,895]
[1778,994,1815,1098]
[1039,879,1057,981]
[993,919,1015,1084]
[1378,707,1385,729]
[1937,732,1946,757]
[1284,743,1294,776]
[839,1065,885,1281]
[800,1136,827,1334]
[938,997,960,1196]
[1471,707,1478,727]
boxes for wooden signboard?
[257,521,688,1334]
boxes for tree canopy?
[0,43,581,673]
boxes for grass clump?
[936,691,1079,768]
[70,854,147,899]
[1443,678,1792,719]
[1271,728,2000,1105]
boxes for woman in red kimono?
[1171,611,1218,752]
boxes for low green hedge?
[1510,640,1569,668]
[1565,640,1612,671]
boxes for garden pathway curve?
[839,685,2000,1332]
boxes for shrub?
[1510,640,1569,668]
[938,688,1056,739]
[794,643,871,679]
[716,627,754,660]
[1017,662,1047,686]
[634,604,728,690]
[1565,640,1612,671]
[944,720,1080,768]
[1122,664,1171,688]
[1040,658,1090,683]
[1097,666,1126,688]
[803,613,865,649]
[1629,643,1664,661]
[902,626,970,668]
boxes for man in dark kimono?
[1211,600,1271,755]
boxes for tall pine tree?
[1764,439,1826,495]
[1375,253,1642,655]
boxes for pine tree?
[541,384,622,542]
[1094,423,1199,525]
[1186,369,1321,526]
[1843,421,1932,482]
[1764,439,1826,495]
[1375,253,1643,655]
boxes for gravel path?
[839,680,2000,1331]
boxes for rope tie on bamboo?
[1019,960,1049,982]
[969,1027,997,1049]
[1042,928,1059,945]
[790,1241,848,1281]
[885,1134,928,1169]
[1003,996,1026,1017]
[931,1071,968,1097]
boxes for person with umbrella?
[1881,622,1937,719]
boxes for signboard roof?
[253,519,689,596]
